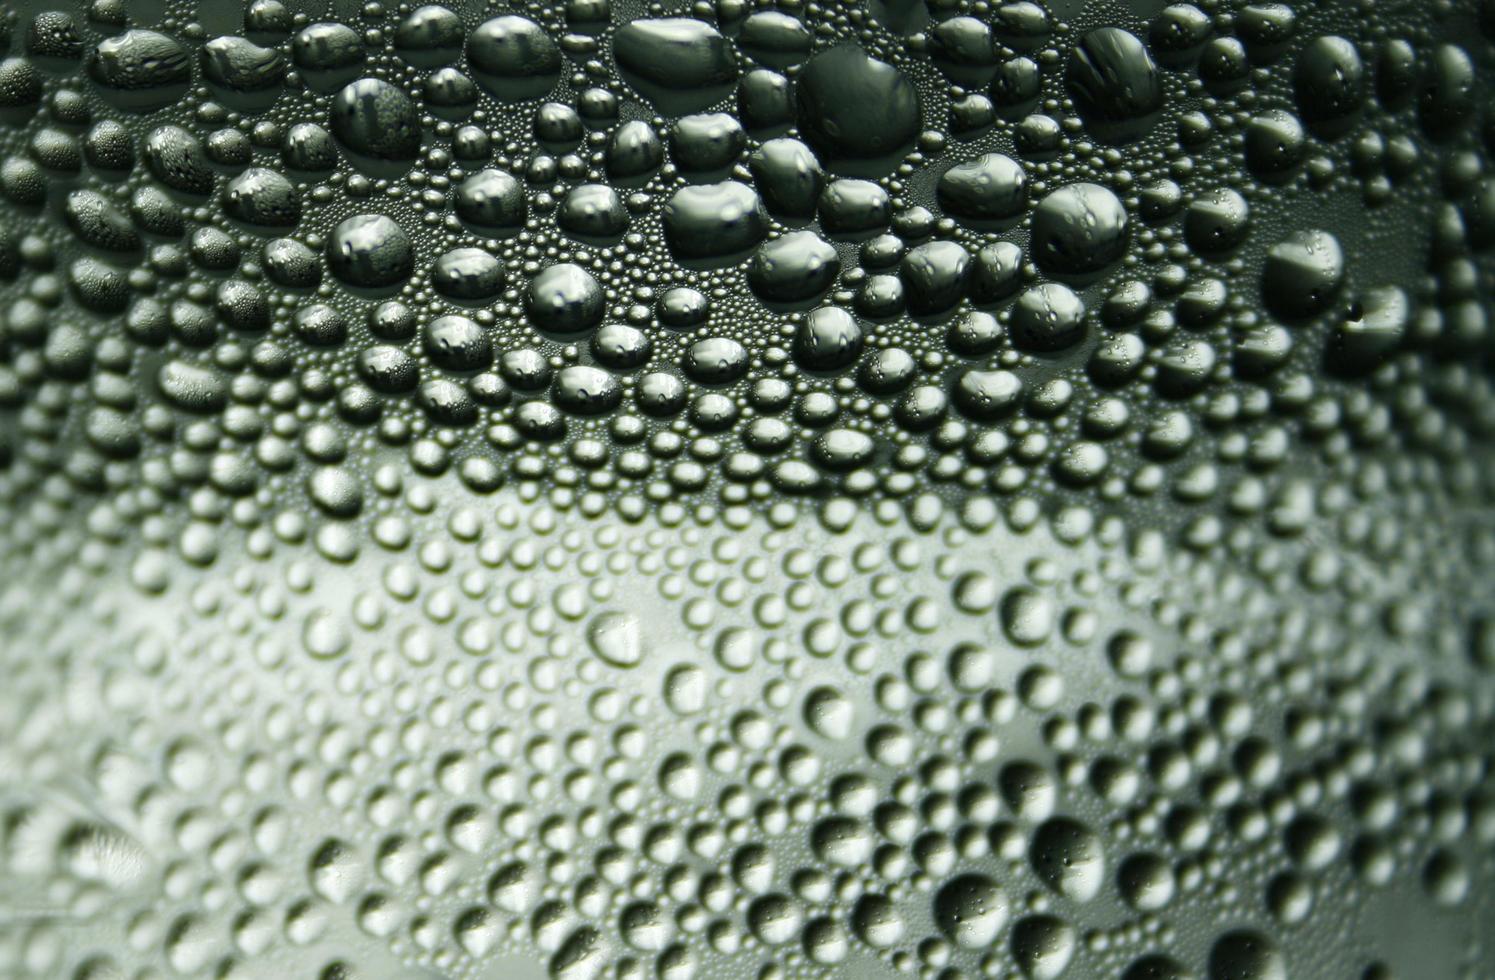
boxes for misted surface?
[0,0,1491,978]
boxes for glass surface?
[0,1,1491,978]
